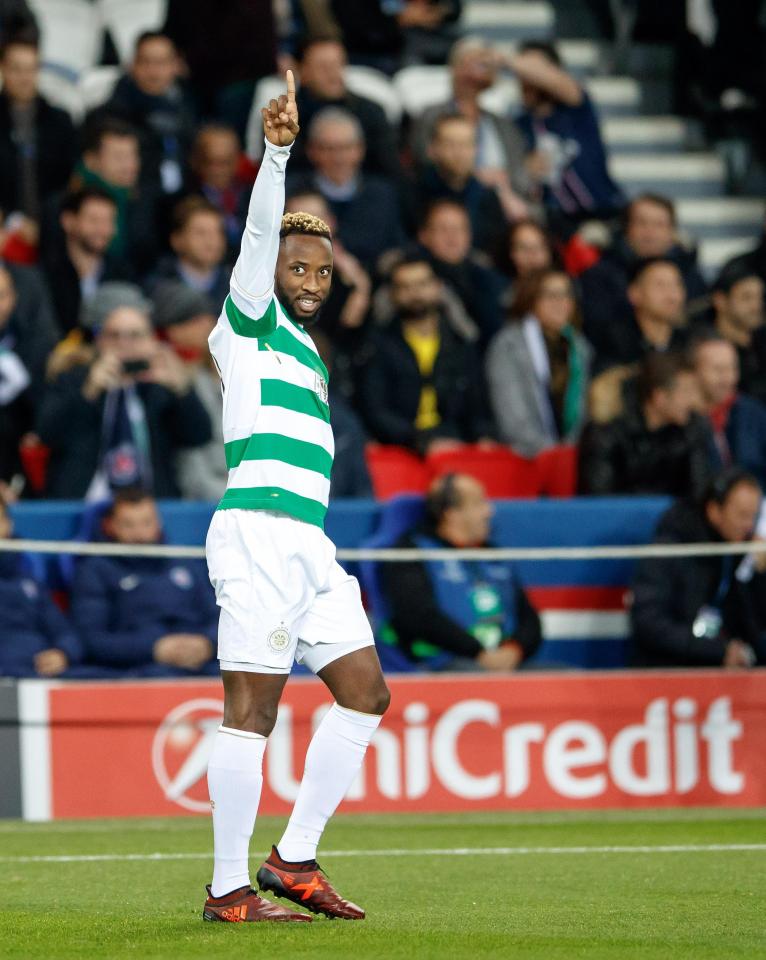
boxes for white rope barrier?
[1,537,765,562]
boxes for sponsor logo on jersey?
[268,626,291,652]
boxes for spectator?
[382,473,541,670]
[0,497,83,678]
[417,113,508,256]
[276,36,400,178]
[412,37,532,204]
[580,194,707,354]
[331,0,461,73]
[721,221,766,289]
[0,259,55,389]
[40,187,132,335]
[513,40,623,224]
[504,218,556,281]
[289,107,404,267]
[631,467,764,668]
[691,331,766,487]
[59,119,158,275]
[0,264,32,484]
[578,351,711,496]
[359,255,494,453]
[416,198,507,347]
[151,196,231,309]
[486,268,592,457]
[89,31,196,195]
[188,124,251,252]
[37,283,211,500]
[709,262,766,404]
[70,489,218,676]
[593,258,689,373]
[151,280,226,501]
[163,0,277,136]
[0,32,76,225]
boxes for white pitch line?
[3,844,766,864]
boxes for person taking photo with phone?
[37,281,211,499]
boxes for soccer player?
[202,72,390,924]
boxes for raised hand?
[262,69,300,147]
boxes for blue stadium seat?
[57,499,112,587]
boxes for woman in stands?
[485,267,592,457]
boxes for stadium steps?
[463,1,555,40]
[675,199,766,240]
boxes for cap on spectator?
[80,282,152,332]
[152,280,216,329]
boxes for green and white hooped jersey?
[209,139,333,529]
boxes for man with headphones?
[631,466,765,668]
[381,472,541,670]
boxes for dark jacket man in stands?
[90,31,196,195]
[417,113,507,256]
[70,489,218,676]
[579,351,712,496]
[0,32,76,222]
[631,468,764,668]
[187,124,250,252]
[287,36,399,178]
[709,262,766,404]
[416,198,507,347]
[288,107,404,268]
[0,264,33,484]
[359,255,494,453]
[580,194,707,355]
[592,258,690,374]
[37,283,211,499]
[691,331,766,488]
[150,196,230,309]
[0,498,82,678]
[41,187,132,334]
[382,473,541,670]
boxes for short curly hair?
[280,211,332,241]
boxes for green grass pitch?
[1,809,764,959]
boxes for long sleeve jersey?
[209,140,334,528]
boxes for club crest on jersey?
[268,626,291,652]
[314,373,328,405]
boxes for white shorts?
[206,509,374,674]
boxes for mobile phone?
[122,358,151,375]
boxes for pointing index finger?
[286,69,296,104]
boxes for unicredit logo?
[151,695,745,811]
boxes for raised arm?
[510,49,582,107]
[229,71,300,316]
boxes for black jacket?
[1,261,58,388]
[578,396,713,497]
[0,92,77,215]
[37,365,212,499]
[359,314,494,450]
[41,243,134,334]
[579,237,707,364]
[631,499,765,667]
[383,529,541,663]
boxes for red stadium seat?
[19,438,51,494]
[536,445,578,497]
[427,446,541,498]
[365,444,431,499]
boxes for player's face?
[276,234,333,326]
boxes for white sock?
[207,725,267,897]
[277,703,382,863]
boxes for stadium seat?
[79,65,120,111]
[365,444,431,500]
[358,494,426,673]
[56,498,112,588]
[427,446,541,498]
[99,0,168,64]
[18,438,50,494]
[344,65,402,125]
[38,65,84,120]
[536,445,579,498]
[392,65,451,117]
[27,0,102,79]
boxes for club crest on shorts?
[314,372,328,404]
[267,625,291,652]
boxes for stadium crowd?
[1,0,766,676]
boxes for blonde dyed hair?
[280,211,332,241]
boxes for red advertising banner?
[23,670,766,819]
